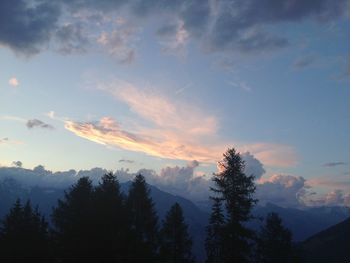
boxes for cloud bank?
[1,0,349,56]
[2,154,347,208]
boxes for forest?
[0,148,308,263]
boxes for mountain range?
[1,177,350,262]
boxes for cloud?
[241,152,266,179]
[228,80,252,92]
[0,0,60,55]
[307,190,350,206]
[1,161,349,207]
[323,161,347,167]
[8,77,19,87]
[112,83,218,136]
[2,0,349,57]
[26,119,54,130]
[54,22,89,54]
[0,164,107,188]
[64,80,297,167]
[65,117,224,162]
[12,161,22,168]
[293,55,316,69]
[0,137,9,144]
[119,159,135,164]
[257,174,309,207]
[97,21,138,64]
[157,20,189,56]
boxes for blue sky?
[1,0,350,205]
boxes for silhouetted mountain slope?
[302,217,350,263]
[252,203,350,241]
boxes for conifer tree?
[51,177,96,263]
[159,203,195,263]
[256,212,293,263]
[126,174,159,261]
[93,172,132,262]
[210,148,257,263]
[205,197,225,263]
[0,199,50,263]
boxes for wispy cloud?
[119,159,135,164]
[323,161,347,167]
[228,80,252,92]
[97,80,218,136]
[66,80,297,167]
[65,117,224,162]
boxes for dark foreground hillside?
[303,217,350,263]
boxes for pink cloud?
[65,81,297,167]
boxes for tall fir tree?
[93,172,133,262]
[210,148,257,263]
[51,177,96,263]
[159,203,195,263]
[126,174,159,261]
[256,212,293,263]
[0,199,50,263]
[205,197,225,263]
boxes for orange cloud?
[66,81,297,167]
[65,117,224,162]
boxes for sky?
[1,0,350,206]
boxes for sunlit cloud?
[97,80,219,136]
[65,81,297,167]
[8,77,19,87]
[65,117,224,162]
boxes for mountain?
[252,203,350,241]
[2,177,350,262]
[302,217,350,263]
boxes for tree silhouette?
[126,174,159,261]
[51,177,96,263]
[256,212,293,263]
[0,199,50,263]
[210,148,257,263]
[205,197,225,263]
[159,202,195,263]
[93,172,133,262]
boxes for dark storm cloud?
[26,119,54,130]
[1,0,349,55]
[0,0,61,55]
